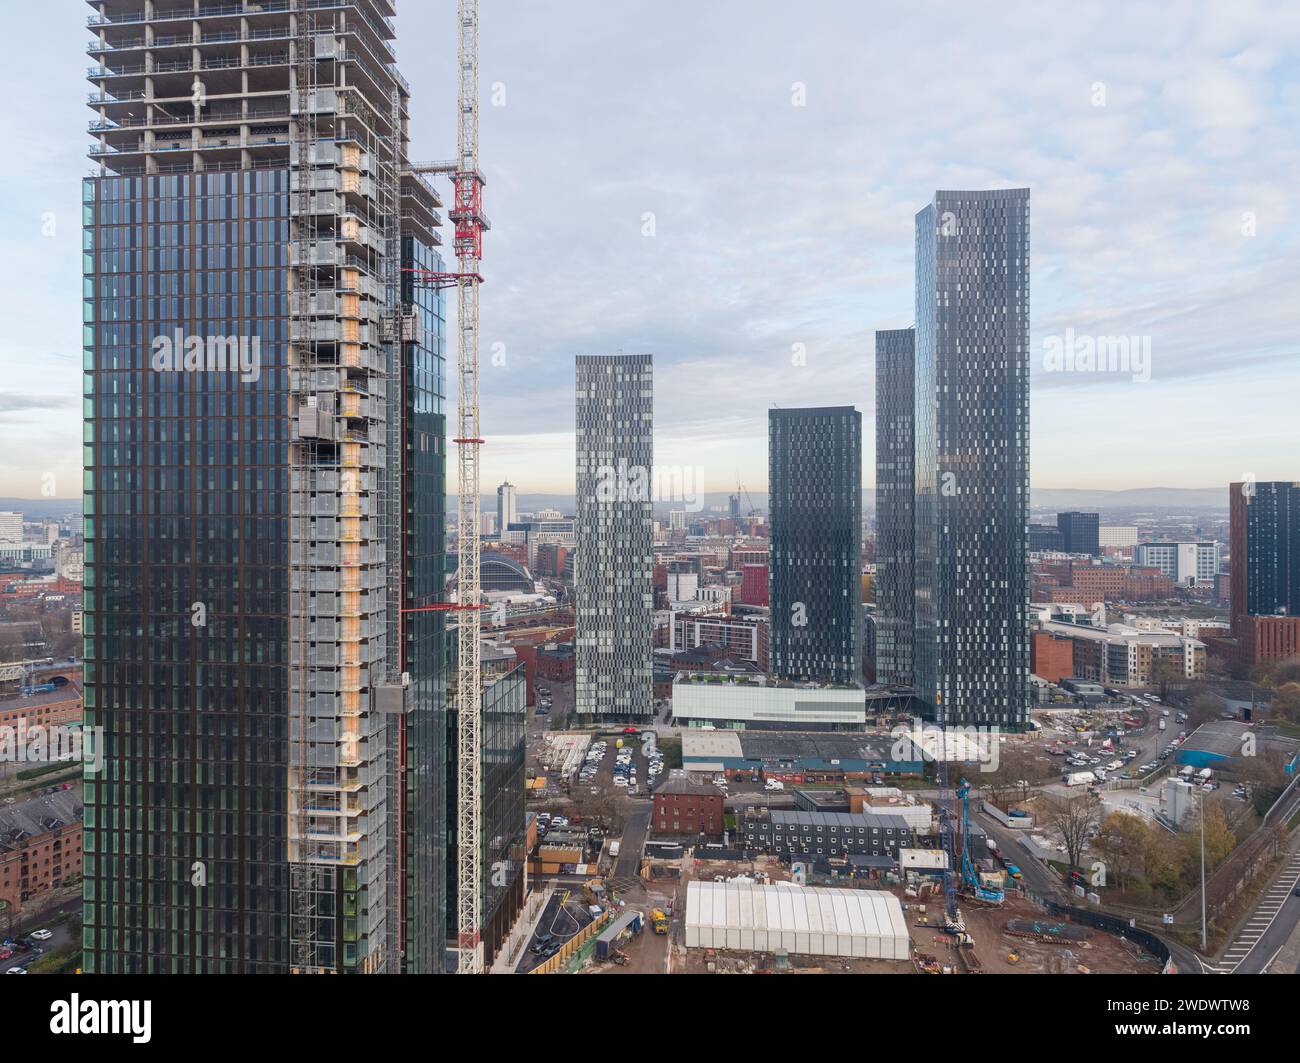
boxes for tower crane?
[403,0,490,974]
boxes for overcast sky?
[1,0,1297,500]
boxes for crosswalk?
[1208,848,1300,973]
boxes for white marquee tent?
[684,881,910,959]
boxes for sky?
[2,0,1298,500]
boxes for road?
[976,809,1062,898]
[1215,845,1300,974]
[614,804,650,881]
[0,900,78,974]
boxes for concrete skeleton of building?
[574,353,654,718]
[83,0,452,974]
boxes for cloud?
[1,1,1297,495]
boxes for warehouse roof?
[685,881,910,960]
[681,731,745,760]
[766,809,913,831]
[653,773,725,798]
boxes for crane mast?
[451,0,486,976]
[400,1,489,973]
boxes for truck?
[609,840,621,860]
[1064,771,1096,787]
[650,908,670,934]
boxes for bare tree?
[570,781,630,834]
[1040,791,1101,873]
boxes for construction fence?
[528,909,611,975]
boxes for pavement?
[1210,843,1300,973]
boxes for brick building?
[652,774,725,837]
[1030,630,1075,684]
[1032,562,1174,604]
[0,683,83,731]
[0,790,83,915]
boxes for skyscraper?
[574,354,654,718]
[1231,481,1300,620]
[82,0,447,973]
[1229,481,1300,671]
[913,190,1030,730]
[769,407,862,684]
[1057,511,1100,556]
[496,480,518,533]
[875,328,915,688]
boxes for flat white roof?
[685,880,909,958]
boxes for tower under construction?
[81,0,448,973]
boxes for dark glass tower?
[81,0,446,973]
[1057,511,1100,556]
[769,407,863,684]
[913,189,1030,730]
[875,328,915,688]
[1230,481,1300,620]
[574,354,654,718]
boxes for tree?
[1040,791,1102,872]
[1269,682,1300,725]
[570,781,629,833]
[1178,799,1235,882]
[1091,811,1152,891]
[1187,692,1224,729]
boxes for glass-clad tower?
[875,328,915,688]
[768,407,863,684]
[913,189,1030,730]
[81,0,447,973]
[574,354,654,719]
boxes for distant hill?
[1027,487,1228,512]
[0,498,82,520]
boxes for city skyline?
[4,2,1299,497]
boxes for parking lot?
[573,729,664,799]
[1036,696,1198,786]
[516,888,597,974]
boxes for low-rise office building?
[739,809,916,860]
[672,673,865,731]
[681,730,925,780]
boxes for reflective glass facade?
[398,233,448,973]
[875,328,915,687]
[914,190,1030,730]
[574,354,654,718]
[769,407,863,684]
[444,649,526,969]
[82,170,294,972]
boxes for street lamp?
[1198,785,1207,951]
